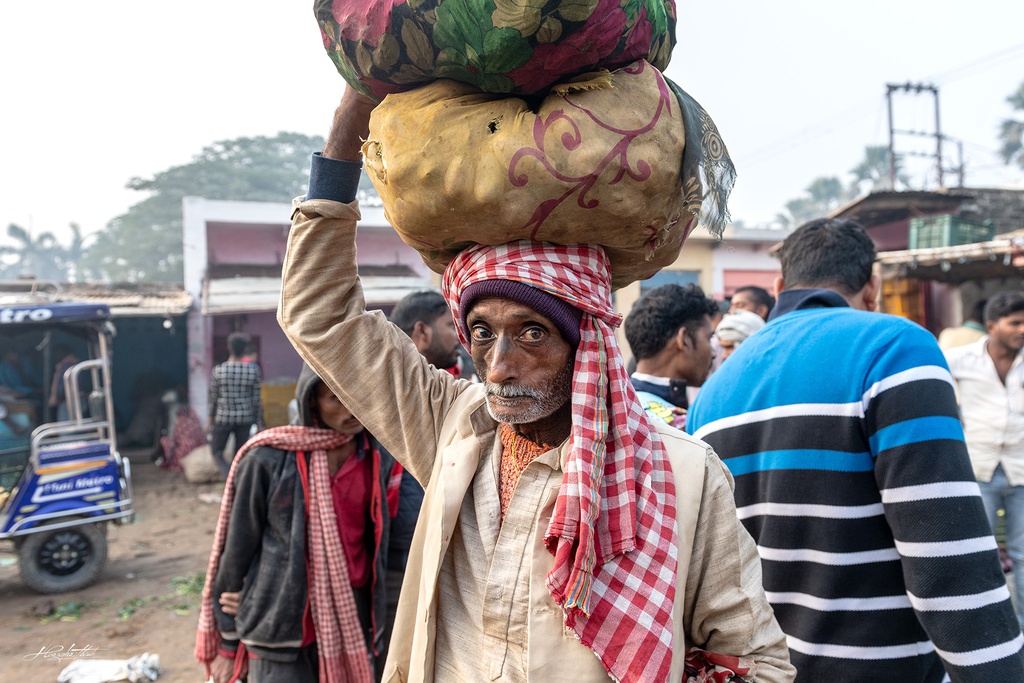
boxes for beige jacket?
[279,198,794,682]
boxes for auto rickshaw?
[0,283,133,593]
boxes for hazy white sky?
[2,1,1023,247]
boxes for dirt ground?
[0,452,226,682]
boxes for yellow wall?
[613,233,717,359]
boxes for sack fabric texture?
[363,60,734,288]
[315,0,676,101]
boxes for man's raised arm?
[277,87,463,487]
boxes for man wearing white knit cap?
[715,310,765,363]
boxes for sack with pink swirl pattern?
[362,60,734,288]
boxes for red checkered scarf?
[195,426,373,683]
[442,241,679,683]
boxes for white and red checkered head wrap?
[442,240,680,683]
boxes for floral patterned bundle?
[315,0,676,101]
[362,60,709,288]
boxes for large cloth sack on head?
[315,0,676,101]
[364,60,733,288]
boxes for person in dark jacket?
[196,364,394,683]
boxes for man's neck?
[326,439,358,476]
[512,403,572,447]
[631,372,671,385]
[634,357,681,381]
[987,338,1020,364]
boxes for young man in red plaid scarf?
[277,88,794,683]
[196,364,395,683]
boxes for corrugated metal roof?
[202,275,434,315]
[0,281,193,316]
[877,233,1024,284]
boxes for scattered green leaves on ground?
[170,603,192,616]
[40,601,86,623]
[118,598,146,621]
[171,571,205,597]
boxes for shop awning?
[202,275,434,315]
[876,230,1024,284]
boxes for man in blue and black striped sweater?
[687,218,1024,681]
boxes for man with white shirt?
[623,283,718,430]
[945,290,1024,628]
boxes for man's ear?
[411,320,432,352]
[860,274,881,312]
[675,326,692,352]
[773,276,784,298]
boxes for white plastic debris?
[57,652,160,683]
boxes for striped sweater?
[687,289,1024,682]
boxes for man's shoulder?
[240,445,296,474]
[944,336,986,359]
[439,382,490,436]
[781,306,921,333]
[652,421,713,464]
[775,309,940,363]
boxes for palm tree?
[53,223,92,282]
[999,80,1024,170]
[0,224,63,281]
[850,145,908,192]
[782,176,853,226]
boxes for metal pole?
[887,85,897,191]
[957,140,965,187]
[933,85,944,189]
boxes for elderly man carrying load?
[277,80,792,683]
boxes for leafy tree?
[82,132,325,283]
[0,224,62,281]
[850,145,908,192]
[783,176,852,226]
[999,80,1024,170]
[778,145,915,227]
[0,222,96,282]
[55,223,92,281]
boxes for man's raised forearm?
[322,87,376,161]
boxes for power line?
[738,41,1024,169]
[739,96,882,167]
[926,41,1024,85]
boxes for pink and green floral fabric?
[315,0,676,101]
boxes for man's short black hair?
[733,285,775,311]
[390,290,448,336]
[624,284,718,360]
[778,218,876,295]
[984,291,1024,323]
[227,331,251,357]
[968,298,987,324]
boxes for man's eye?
[523,327,545,341]
[470,326,493,341]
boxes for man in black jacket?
[198,364,394,683]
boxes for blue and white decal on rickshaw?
[29,466,119,504]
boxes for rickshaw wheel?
[18,523,107,594]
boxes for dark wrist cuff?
[307,153,363,203]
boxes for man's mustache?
[485,382,542,399]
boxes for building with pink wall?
[182,197,434,425]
